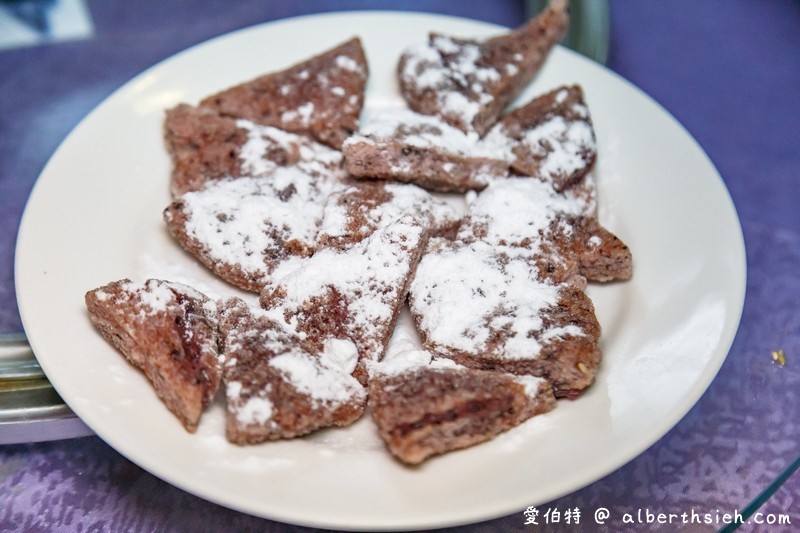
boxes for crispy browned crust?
[218,298,365,444]
[343,139,508,193]
[369,366,555,464]
[84,279,220,432]
[200,38,367,149]
[398,0,569,134]
[498,85,597,191]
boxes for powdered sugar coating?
[410,239,581,360]
[234,394,274,426]
[218,298,366,441]
[521,116,594,181]
[483,85,597,191]
[99,279,212,321]
[269,340,364,404]
[321,338,360,374]
[342,109,511,192]
[120,279,176,316]
[344,109,507,160]
[261,214,427,366]
[317,182,460,247]
[281,102,315,127]
[166,167,341,290]
[399,35,505,130]
[335,54,365,75]
[512,375,546,399]
[371,337,460,377]
[458,178,584,252]
[236,119,344,179]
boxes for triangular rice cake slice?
[260,214,428,384]
[218,297,365,444]
[342,109,509,192]
[164,168,340,292]
[85,279,221,432]
[484,85,597,192]
[398,0,568,134]
[200,37,367,149]
[369,345,555,464]
[409,238,602,399]
[164,104,344,196]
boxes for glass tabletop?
[1,1,798,530]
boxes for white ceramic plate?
[16,12,745,530]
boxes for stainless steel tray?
[0,333,93,444]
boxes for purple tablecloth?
[1,1,798,531]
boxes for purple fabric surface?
[607,0,800,237]
[1,0,799,531]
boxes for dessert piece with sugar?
[218,298,366,444]
[260,214,428,384]
[85,279,221,432]
[369,344,555,464]
[547,217,633,282]
[342,109,509,192]
[200,37,368,149]
[397,0,569,135]
[164,104,345,196]
[564,170,597,218]
[459,178,632,282]
[484,85,596,192]
[164,167,341,293]
[409,238,602,399]
[316,181,461,249]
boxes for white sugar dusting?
[176,169,336,282]
[322,338,360,375]
[400,34,502,128]
[410,239,582,360]
[112,279,178,317]
[265,215,425,361]
[235,119,343,179]
[269,347,364,404]
[281,102,315,126]
[344,109,504,159]
[236,395,274,425]
[382,183,459,231]
[335,54,362,73]
[521,115,595,181]
[94,290,110,301]
[372,341,460,377]
[317,182,459,243]
[512,375,545,399]
[458,178,583,251]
